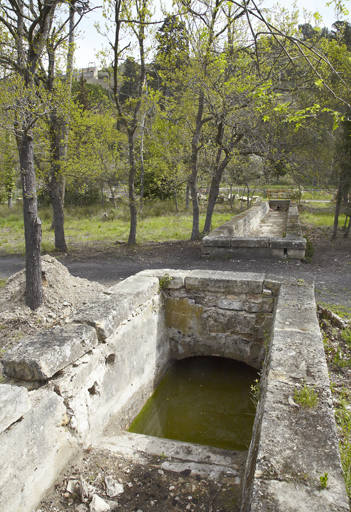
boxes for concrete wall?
[202,200,306,259]
[0,270,347,511]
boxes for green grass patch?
[334,387,351,500]
[301,201,334,209]
[299,209,342,229]
[301,190,333,201]
[303,237,315,263]
[0,200,242,254]
[318,303,351,320]
[293,384,319,408]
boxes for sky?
[73,0,349,69]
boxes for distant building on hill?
[74,63,111,90]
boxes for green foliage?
[0,131,18,204]
[303,237,315,262]
[341,328,351,347]
[250,378,261,407]
[72,79,110,111]
[293,384,319,408]
[158,274,173,291]
[319,472,328,490]
[64,181,101,206]
[333,387,351,499]
[138,169,177,200]
[332,345,351,368]
[118,58,140,105]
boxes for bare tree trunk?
[203,122,224,235]
[49,114,67,252]
[16,1,43,310]
[174,186,179,213]
[189,92,205,241]
[48,3,75,245]
[332,179,343,240]
[230,185,235,209]
[345,215,351,237]
[108,181,117,207]
[128,130,137,245]
[20,131,43,310]
[101,183,105,209]
[203,155,232,235]
[185,181,190,210]
[139,113,146,212]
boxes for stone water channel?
[0,270,348,511]
[202,199,306,259]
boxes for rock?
[78,476,93,503]
[75,505,89,512]
[89,494,111,512]
[0,388,78,512]
[1,323,98,381]
[66,479,79,494]
[104,475,124,497]
[0,384,30,433]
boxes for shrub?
[304,237,315,262]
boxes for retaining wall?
[202,200,306,259]
[0,270,347,511]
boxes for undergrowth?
[320,308,351,501]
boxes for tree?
[0,131,18,208]
[101,0,160,245]
[0,0,89,309]
[332,118,351,239]
[65,107,127,204]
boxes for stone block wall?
[0,385,78,512]
[205,199,269,240]
[0,270,348,512]
[202,200,306,259]
[241,280,349,512]
[162,270,274,370]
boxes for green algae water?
[129,356,258,451]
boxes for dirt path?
[1,228,350,307]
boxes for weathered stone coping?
[241,280,349,511]
[96,431,247,480]
[202,200,306,259]
[0,270,347,511]
[205,199,270,239]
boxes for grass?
[318,303,351,319]
[299,209,344,229]
[301,190,333,201]
[320,305,351,501]
[293,384,319,408]
[334,386,351,499]
[0,200,242,254]
[301,201,334,208]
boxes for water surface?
[129,356,258,451]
